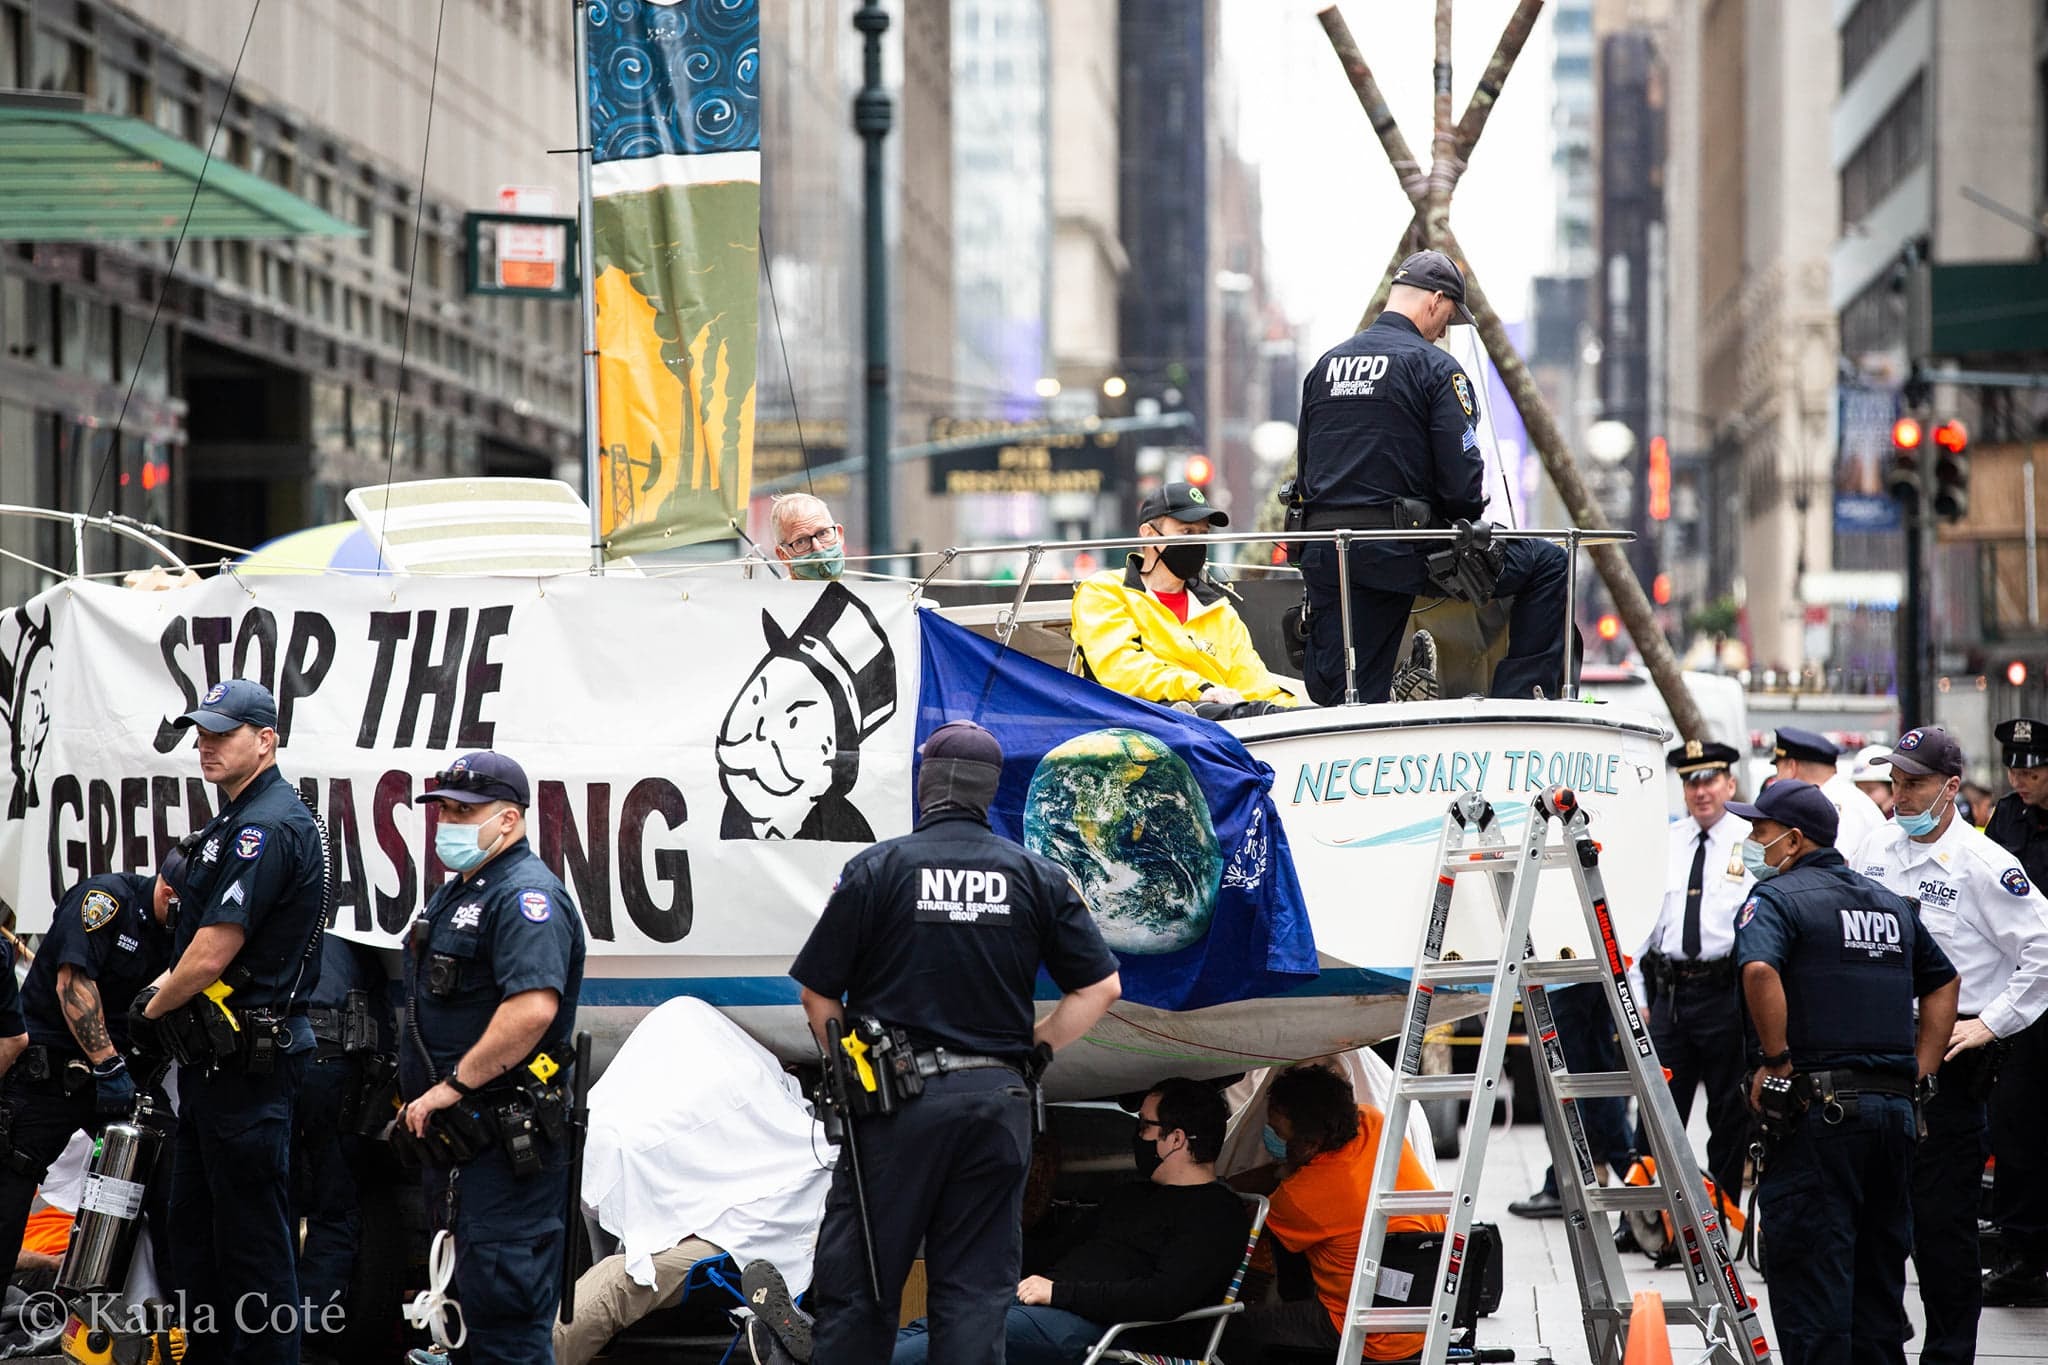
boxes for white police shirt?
[1854,814,2048,1039]
[1822,770,1888,859]
[1642,811,1756,962]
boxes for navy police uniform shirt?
[1734,846,1956,1077]
[21,872,171,1057]
[176,766,328,1012]
[1297,311,1486,526]
[790,812,1119,1060]
[399,837,584,1094]
[0,935,22,1041]
[1986,792,2048,889]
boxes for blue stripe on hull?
[577,965,1420,1010]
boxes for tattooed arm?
[56,964,116,1064]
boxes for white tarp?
[0,575,919,952]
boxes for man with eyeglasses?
[1852,726,2048,1364]
[1070,482,1300,720]
[1292,249,1573,705]
[771,493,846,581]
[399,750,586,1364]
[138,678,330,1364]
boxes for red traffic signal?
[1183,454,1214,486]
[1932,419,1969,454]
[2009,660,2029,688]
[1891,417,1924,450]
[1596,613,1621,642]
[1647,436,1671,522]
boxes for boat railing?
[912,525,1635,706]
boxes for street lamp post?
[854,0,893,566]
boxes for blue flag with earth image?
[916,610,1318,1011]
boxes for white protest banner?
[0,574,918,956]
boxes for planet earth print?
[1022,727,1223,954]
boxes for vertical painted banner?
[586,0,760,555]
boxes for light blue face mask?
[1739,830,1791,881]
[1898,791,1951,838]
[790,545,845,581]
[435,817,504,873]
[1262,1123,1288,1163]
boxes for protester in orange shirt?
[1224,1064,1445,1363]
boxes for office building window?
[1840,74,1924,227]
[1841,0,1913,89]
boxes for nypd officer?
[1634,739,1754,1205]
[0,849,180,1267]
[1294,249,1572,704]
[1854,726,2048,1364]
[791,720,1122,1364]
[1981,716,2048,1305]
[1769,726,1886,857]
[1731,779,1959,1365]
[400,750,585,1364]
[140,679,328,1365]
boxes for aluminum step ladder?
[1334,788,1772,1365]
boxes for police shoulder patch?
[1736,896,1758,928]
[2003,867,2032,897]
[518,889,552,923]
[1451,372,1475,418]
[233,826,266,860]
[81,888,120,932]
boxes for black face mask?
[1157,540,1208,581]
[1131,1129,1164,1179]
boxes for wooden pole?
[1314,3,1707,740]
[1426,0,1455,250]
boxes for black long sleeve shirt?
[1047,1179,1250,1327]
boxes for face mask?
[1740,830,1791,881]
[1899,790,1951,838]
[1262,1124,1289,1164]
[436,814,506,873]
[790,545,844,581]
[1132,1129,1164,1180]
[1158,540,1208,581]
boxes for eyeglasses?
[781,523,843,556]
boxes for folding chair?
[1079,1191,1270,1365]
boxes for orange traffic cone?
[1622,1289,1674,1365]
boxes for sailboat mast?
[573,0,603,576]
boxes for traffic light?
[2008,659,2029,688]
[1931,419,1969,521]
[1647,436,1671,521]
[1182,453,1214,486]
[1596,613,1621,642]
[1887,417,1923,505]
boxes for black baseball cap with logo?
[417,751,532,806]
[1728,779,1840,848]
[1391,250,1477,325]
[1876,726,1965,778]
[1137,481,1229,528]
[1997,718,2048,770]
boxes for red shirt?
[1154,589,1190,623]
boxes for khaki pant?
[552,1235,723,1365]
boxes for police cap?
[1391,250,1477,325]
[1136,481,1229,528]
[1876,726,1964,778]
[1772,727,1840,765]
[1997,718,2048,770]
[175,678,279,734]
[1667,738,1740,782]
[419,750,531,806]
[1728,778,1839,848]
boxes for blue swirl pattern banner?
[587,0,760,164]
[585,0,761,556]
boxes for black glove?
[92,1054,136,1118]
[127,986,162,1055]
[1022,1042,1056,1084]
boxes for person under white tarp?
[1213,1047,1440,1187]
[554,998,835,1365]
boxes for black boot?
[1982,1258,2048,1307]
[1508,1188,1564,1219]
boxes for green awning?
[0,108,363,242]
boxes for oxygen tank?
[55,1100,165,1297]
